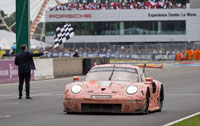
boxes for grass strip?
[171,114,200,126]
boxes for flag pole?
[48,47,56,52]
[48,44,62,52]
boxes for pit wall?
[0,57,109,84]
[34,58,54,80]
[53,58,83,78]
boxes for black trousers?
[18,71,31,97]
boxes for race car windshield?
[85,67,139,82]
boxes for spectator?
[73,49,79,57]
[0,47,6,59]
[48,0,186,11]
[11,42,16,56]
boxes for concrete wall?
[53,58,83,77]
[34,58,54,80]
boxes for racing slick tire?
[66,112,73,114]
[158,85,164,112]
[143,90,150,114]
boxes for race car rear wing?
[137,64,163,73]
[137,64,163,69]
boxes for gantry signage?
[148,12,197,17]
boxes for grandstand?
[45,0,200,56]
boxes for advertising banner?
[35,51,176,60]
[0,60,34,84]
[154,54,176,60]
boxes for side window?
[141,73,145,82]
[138,68,145,82]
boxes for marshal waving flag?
[54,24,74,48]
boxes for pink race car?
[63,64,164,114]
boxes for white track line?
[0,103,19,105]
[0,76,78,87]
[0,92,63,97]
[163,112,200,126]
[32,93,63,96]
[0,115,11,118]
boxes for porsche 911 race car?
[63,64,164,114]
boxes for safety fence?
[42,52,176,60]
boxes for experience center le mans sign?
[148,12,197,17]
[48,12,197,19]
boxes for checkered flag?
[54,24,74,48]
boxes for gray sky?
[0,0,60,22]
[0,0,15,16]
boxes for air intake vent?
[101,88,106,91]
[81,104,121,113]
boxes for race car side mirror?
[73,76,80,82]
[145,77,153,84]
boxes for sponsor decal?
[98,81,113,86]
[118,82,126,85]
[90,95,112,98]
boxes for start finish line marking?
[0,92,63,97]
[163,112,200,126]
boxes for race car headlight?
[126,85,138,95]
[71,85,82,94]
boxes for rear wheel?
[158,86,164,111]
[143,90,150,114]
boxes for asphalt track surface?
[0,66,200,126]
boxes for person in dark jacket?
[15,44,48,99]
[73,49,79,57]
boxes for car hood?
[80,81,141,94]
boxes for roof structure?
[0,30,51,49]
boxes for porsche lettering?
[49,14,92,18]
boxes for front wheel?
[158,86,164,111]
